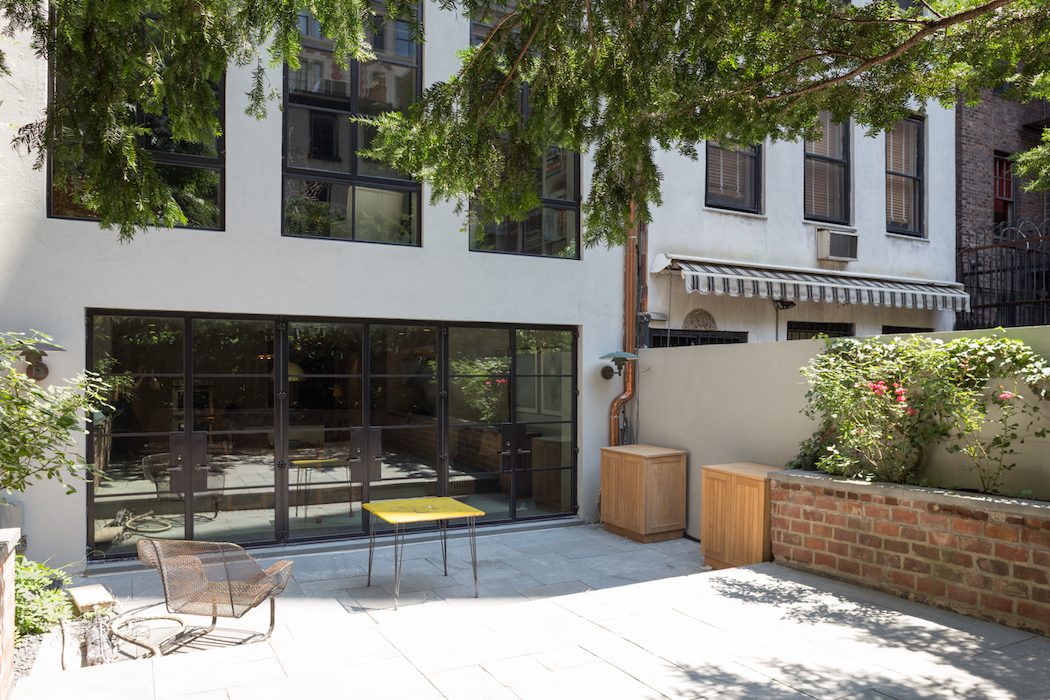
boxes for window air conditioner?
[817,228,858,262]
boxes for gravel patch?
[13,633,44,680]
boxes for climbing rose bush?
[792,333,1050,492]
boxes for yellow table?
[363,497,485,609]
[290,458,356,519]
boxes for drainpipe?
[608,203,642,446]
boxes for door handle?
[169,465,184,472]
[499,450,512,456]
[517,449,532,456]
[193,464,210,472]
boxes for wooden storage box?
[700,462,775,569]
[600,444,686,543]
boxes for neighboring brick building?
[956,93,1049,248]
[956,93,1050,329]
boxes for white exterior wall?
[648,110,958,339]
[0,5,624,569]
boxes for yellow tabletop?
[291,458,350,468]
[363,497,485,524]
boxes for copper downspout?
[608,203,643,445]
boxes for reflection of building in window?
[283,9,421,245]
[467,10,581,259]
[785,322,854,341]
[993,153,1014,230]
[706,142,761,213]
[885,117,924,236]
[805,112,850,225]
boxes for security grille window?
[785,322,854,341]
[993,153,1014,230]
[881,326,933,335]
[467,11,581,259]
[885,117,924,236]
[51,86,226,231]
[649,330,748,348]
[706,142,762,213]
[283,9,422,245]
[805,112,850,224]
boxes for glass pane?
[354,187,418,244]
[525,423,572,469]
[516,330,573,375]
[191,378,274,432]
[93,316,184,375]
[357,122,409,179]
[289,44,351,101]
[516,468,572,516]
[470,217,520,252]
[370,325,437,374]
[537,376,571,420]
[203,432,274,490]
[805,112,845,160]
[371,427,438,483]
[284,177,352,238]
[805,160,847,223]
[370,377,437,425]
[886,174,919,232]
[886,120,919,175]
[140,110,220,157]
[288,322,363,375]
[372,17,418,62]
[449,327,511,366]
[286,106,353,174]
[706,143,758,211]
[522,208,576,258]
[450,376,509,423]
[449,472,510,523]
[358,61,418,113]
[449,425,507,477]
[540,150,577,201]
[192,319,275,374]
[156,164,222,229]
[521,209,545,255]
[191,474,275,545]
[97,377,181,434]
[289,377,363,428]
[288,428,365,537]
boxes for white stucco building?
[0,4,964,570]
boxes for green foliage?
[794,333,1050,494]
[450,357,511,422]
[0,332,111,494]
[3,0,1050,243]
[14,555,72,638]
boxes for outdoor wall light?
[20,340,64,382]
[599,351,639,380]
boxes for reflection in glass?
[370,325,436,374]
[192,319,275,374]
[448,424,515,522]
[370,427,438,489]
[93,316,184,375]
[289,377,362,428]
[286,106,352,174]
[449,327,510,365]
[354,187,418,244]
[288,44,350,99]
[370,377,437,424]
[192,378,275,432]
[288,322,363,375]
[516,376,571,421]
[540,150,577,201]
[140,110,220,157]
[284,177,352,238]
[450,376,508,424]
[288,428,363,539]
[516,468,572,516]
[525,423,572,469]
[99,377,180,434]
[156,164,222,229]
[516,330,573,375]
[358,62,417,113]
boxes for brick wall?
[770,472,1050,636]
[956,93,1049,249]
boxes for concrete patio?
[13,523,1050,699]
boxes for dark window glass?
[706,142,761,213]
[881,326,933,335]
[993,153,1014,231]
[886,117,924,236]
[785,322,854,341]
[649,330,748,348]
[192,319,275,375]
[283,9,422,245]
[805,112,850,224]
[370,325,437,375]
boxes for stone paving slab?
[14,523,1050,699]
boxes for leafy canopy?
[2,0,1048,243]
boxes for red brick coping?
[769,471,1050,636]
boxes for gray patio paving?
[13,522,1050,699]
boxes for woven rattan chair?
[112,539,293,656]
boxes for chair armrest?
[262,559,295,596]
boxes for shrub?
[14,555,72,638]
[793,333,1050,492]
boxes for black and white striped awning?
[669,259,970,312]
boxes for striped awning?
[669,259,970,312]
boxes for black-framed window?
[50,83,226,231]
[706,142,762,213]
[881,325,933,335]
[649,330,748,348]
[283,8,422,245]
[994,152,1014,230]
[805,112,850,224]
[885,116,924,236]
[466,12,581,259]
[786,322,854,341]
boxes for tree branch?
[481,10,543,118]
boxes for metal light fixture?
[20,340,64,382]
[599,351,639,380]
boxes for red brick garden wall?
[769,472,1050,636]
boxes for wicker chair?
[113,539,293,656]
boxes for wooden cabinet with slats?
[700,463,775,569]
[600,445,687,543]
